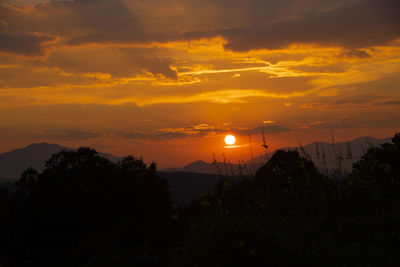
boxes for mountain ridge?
[162,136,392,174]
[0,136,393,179]
[0,143,120,179]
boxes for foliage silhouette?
[0,134,399,266]
[353,133,400,184]
[3,148,172,266]
[180,139,400,266]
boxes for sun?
[224,134,236,145]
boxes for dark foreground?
[0,134,399,267]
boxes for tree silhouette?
[352,133,400,184]
[1,136,400,266]
[6,148,172,266]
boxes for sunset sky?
[0,0,399,168]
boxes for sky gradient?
[0,0,399,168]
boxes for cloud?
[291,119,356,130]
[0,19,8,31]
[33,130,101,141]
[308,118,353,129]
[121,131,192,141]
[157,123,217,137]
[68,32,146,46]
[338,49,371,59]
[120,132,147,140]
[0,0,144,44]
[146,57,178,79]
[0,32,58,56]
[149,123,290,140]
[237,125,291,135]
[117,124,218,142]
[45,46,177,79]
[4,0,398,52]
[262,120,275,124]
[300,95,379,110]
[0,65,113,88]
[219,0,400,51]
[151,132,189,140]
[373,101,400,106]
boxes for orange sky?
[0,0,399,168]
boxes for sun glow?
[224,134,236,145]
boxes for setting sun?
[224,135,236,146]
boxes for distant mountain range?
[0,136,392,180]
[250,136,392,173]
[0,143,222,203]
[0,137,393,204]
[163,160,241,175]
[0,143,120,180]
[163,136,392,175]
[158,171,224,204]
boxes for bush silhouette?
[353,133,400,184]
[6,148,172,266]
[1,135,400,266]
[183,143,400,266]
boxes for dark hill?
[0,143,119,180]
[159,171,224,204]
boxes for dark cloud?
[306,117,400,130]
[293,64,348,74]
[374,101,400,106]
[151,132,189,140]
[308,118,354,129]
[120,132,147,139]
[0,19,8,31]
[67,0,400,51]
[332,95,376,105]
[58,0,143,33]
[0,64,105,88]
[0,0,145,45]
[338,49,371,59]
[68,32,144,46]
[120,123,218,141]
[33,130,101,141]
[146,57,177,79]
[24,0,143,36]
[120,131,189,141]
[2,0,399,53]
[300,95,380,110]
[220,0,400,51]
[36,129,198,143]
[238,125,291,135]
[120,123,290,141]
[0,32,57,56]
[47,47,178,79]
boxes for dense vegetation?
[0,134,399,266]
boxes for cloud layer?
[0,0,399,167]
[1,0,400,54]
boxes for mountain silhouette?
[0,136,392,180]
[159,171,223,204]
[163,136,392,175]
[163,160,240,175]
[248,136,392,173]
[0,143,120,180]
